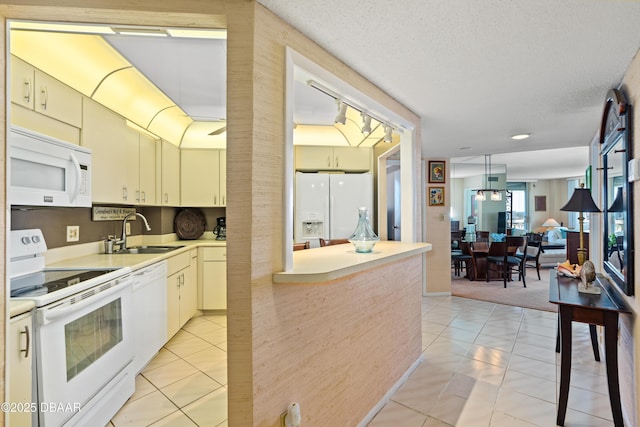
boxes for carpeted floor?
[451,266,558,312]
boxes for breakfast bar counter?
[273,241,432,283]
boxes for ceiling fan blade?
[208,126,226,136]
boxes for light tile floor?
[368,296,615,427]
[110,297,615,427]
[108,314,228,427]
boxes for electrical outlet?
[66,225,79,242]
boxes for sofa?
[538,227,568,267]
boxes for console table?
[549,271,630,426]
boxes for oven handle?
[41,279,130,324]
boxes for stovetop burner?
[10,269,118,298]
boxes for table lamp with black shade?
[560,183,601,266]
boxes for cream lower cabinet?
[198,247,227,310]
[166,250,198,338]
[9,311,33,427]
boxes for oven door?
[34,276,134,426]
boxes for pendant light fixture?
[473,154,504,202]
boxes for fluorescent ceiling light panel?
[147,106,193,146]
[511,133,532,140]
[11,21,115,34]
[180,121,227,149]
[111,27,167,37]
[166,29,227,39]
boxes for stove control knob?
[21,236,31,245]
[32,236,40,243]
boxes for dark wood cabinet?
[566,231,589,264]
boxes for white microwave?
[9,126,92,207]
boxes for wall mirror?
[600,88,634,295]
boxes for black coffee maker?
[213,217,226,240]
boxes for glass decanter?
[348,207,379,253]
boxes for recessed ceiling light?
[511,133,532,140]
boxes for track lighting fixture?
[334,100,348,125]
[383,125,393,143]
[308,80,400,142]
[361,113,372,134]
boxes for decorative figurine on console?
[579,260,600,294]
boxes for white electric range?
[9,229,135,427]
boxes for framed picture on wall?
[428,161,446,183]
[429,186,445,206]
[534,195,546,212]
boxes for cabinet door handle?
[23,78,32,103]
[141,191,146,203]
[136,190,140,202]
[222,195,225,205]
[164,193,169,203]
[177,275,181,288]
[327,155,331,167]
[214,195,217,205]
[40,86,48,109]
[335,156,339,168]
[20,325,30,359]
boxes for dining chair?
[486,237,526,288]
[476,230,490,242]
[455,241,476,280]
[293,241,310,251]
[472,241,489,253]
[319,238,349,247]
[520,239,542,280]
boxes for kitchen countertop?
[46,239,226,270]
[10,300,35,318]
[273,241,432,283]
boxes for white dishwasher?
[132,261,168,373]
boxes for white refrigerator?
[295,172,373,247]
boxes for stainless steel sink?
[116,245,184,254]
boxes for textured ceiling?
[257,0,640,180]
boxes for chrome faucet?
[116,212,151,251]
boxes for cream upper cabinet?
[10,55,35,110]
[295,146,371,172]
[161,140,180,206]
[10,55,82,128]
[138,133,158,205]
[83,98,137,203]
[181,149,225,207]
[83,98,160,205]
[198,247,227,310]
[9,312,33,427]
[219,150,227,207]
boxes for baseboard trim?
[423,291,452,297]
[357,354,425,427]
